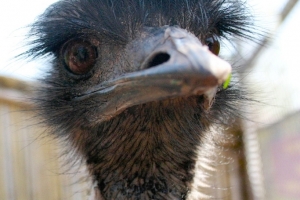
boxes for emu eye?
[205,36,220,56]
[63,39,98,75]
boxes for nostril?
[146,52,170,68]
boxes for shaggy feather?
[24,0,256,199]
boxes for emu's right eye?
[63,39,98,75]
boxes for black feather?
[26,0,254,58]
[24,0,258,199]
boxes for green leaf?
[223,73,231,89]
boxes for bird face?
[67,26,231,123]
[26,0,254,199]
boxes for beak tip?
[208,54,232,85]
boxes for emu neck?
[77,97,207,199]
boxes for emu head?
[26,0,254,199]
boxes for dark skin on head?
[25,0,254,199]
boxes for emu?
[25,0,254,199]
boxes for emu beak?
[75,27,231,122]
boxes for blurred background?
[0,0,299,199]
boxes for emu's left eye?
[205,36,220,56]
[63,39,98,75]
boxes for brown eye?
[63,39,98,75]
[205,36,220,56]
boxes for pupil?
[75,46,89,62]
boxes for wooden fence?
[0,76,92,200]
